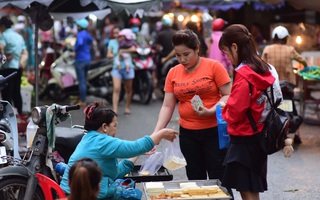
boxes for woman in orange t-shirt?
[153,29,232,191]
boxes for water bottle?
[55,162,68,175]
[26,120,38,148]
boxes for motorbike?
[157,56,179,94]
[0,103,84,200]
[0,72,21,167]
[279,81,303,134]
[38,41,64,99]
[132,45,154,104]
[46,50,124,104]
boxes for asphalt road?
[41,95,320,200]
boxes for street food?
[163,156,187,170]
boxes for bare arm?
[20,49,28,69]
[161,49,175,64]
[153,92,177,133]
[195,82,232,116]
[119,46,136,54]
[107,48,114,59]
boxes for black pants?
[0,68,23,114]
[179,126,233,198]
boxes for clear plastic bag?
[162,139,187,171]
[191,95,203,111]
[139,151,164,175]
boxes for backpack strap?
[246,82,258,133]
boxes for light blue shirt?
[0,28,26,69]
[60,130,154,199]
[108,39,134,70]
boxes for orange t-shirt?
[165,57,230,130]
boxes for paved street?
[40,95,320,200]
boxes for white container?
[21,85,33,113]
[26,120,38,148]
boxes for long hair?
[219,24,269,74]
[83,101,117,131]
[68,158,102,200]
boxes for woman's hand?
[194,106,211,116]
[145,146,157,155]
[150,128,178,145]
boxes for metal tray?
[126,165,173,183]
[143,179,232,200]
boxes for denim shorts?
[111,68,135,80]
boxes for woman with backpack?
[218,24,293,200]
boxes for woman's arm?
[118,46,136,55]
[153,92,176,133]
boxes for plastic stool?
[36,173,67,200]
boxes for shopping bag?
[216,104,230,149]
[162,139,187,171]
[139,151,164,175]
[112,178,142,200]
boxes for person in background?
[0,16,28,117]
[218,24,290,200]
[59,158,102,200]
[60,101,178,199]
[208,18,233,77]
[74,18,93,107]
[115,28,136,73]
[261,25,307,144]
[250,23,266,45]
[107,26,135,115]
[153,29,232,195]
[185,21,208,57]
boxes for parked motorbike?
[0,103,84,200]
[132,45,154,104]
[38,41,64,99]
[46,50,124,103]
[157,56,179,94]
[0,72,21,167]
[279,81,303,134]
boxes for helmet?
[75,18,88,29]
[161,16,173,27]
[128,18,141,27]
[119,28,136,40]
[212,18,226,31]
[17,15,25,23]
[272,26,290,39]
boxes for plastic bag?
[112,178,142,200]
[139,151,164,175]
[216,104,230,149]
[162,139,187,171]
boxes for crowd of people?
[0,13,306,200]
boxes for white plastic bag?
[162,139,187,171]
[139,151,164,175]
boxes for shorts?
[111,68,135,80]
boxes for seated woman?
[59,158,102,200]
[60,101,178,199]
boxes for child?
[59,158,102,200]
[116,28,136,73]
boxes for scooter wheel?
[0,176,44,200]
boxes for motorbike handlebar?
[65,105,80,112]
[0,71,17,88]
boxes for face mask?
[131,27,139,33]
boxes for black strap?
[246,82,258,132]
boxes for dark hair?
[272,35,287,45]
[84,101,117,131]
[0,16,13,28]
[172,29,200,51]
[68,158,102,200]
[218,24,269,74]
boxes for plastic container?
[55,162,68,175]
[26,120,38,148]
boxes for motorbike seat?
[89,58,112,70]
[55,127,85,163]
